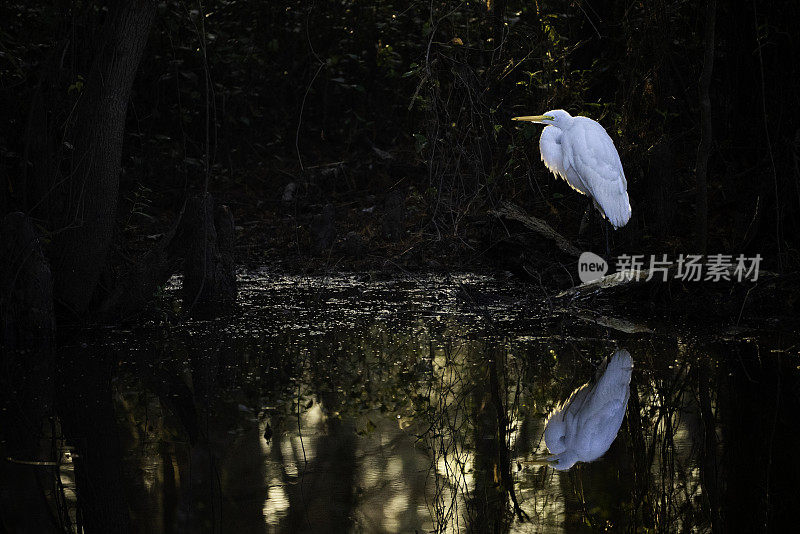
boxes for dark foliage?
[1,0,799,296]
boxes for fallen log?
[556,269,655,300]
[490,201,581,257]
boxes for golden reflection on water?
[94,272,791,533]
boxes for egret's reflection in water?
[544,349,632,470]
[1,272,798,533]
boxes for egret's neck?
[556,115,576,131]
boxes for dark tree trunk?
[698,361,723,533]
[626,378,655,529]
[99,197,238,321]
[215,203,237,285]
[49,0,157,315]
[645,140,675,240]
[1,212,55,350]
[58,347,133,534]
[717,344,800,532]
[468,348,514,533]
[0,212,59,533]
[382,190,406,242]
[695,0,717,253]
[98,204,187,321]
[310,202,337,253]
[182,193,237,317]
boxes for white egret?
[544,349,633,470]
[513,110,631,229]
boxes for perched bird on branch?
[513,110,631,232]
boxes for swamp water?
[11,272,800,532]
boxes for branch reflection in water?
[2,273,799,533]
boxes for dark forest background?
[2,3,800,533]
[1,0,800,320]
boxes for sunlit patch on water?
[62,271,800,532]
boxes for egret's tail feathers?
[606,199,631,229]
[590,349,633,404]
[592,188,631,229]
[595,350,633,382]
[608,349,633,370]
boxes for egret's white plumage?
[514,109,631,229]
[544,349,633,470]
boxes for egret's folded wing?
[560,383,592,419]
[569,120,631,228]
[575,399,629,461]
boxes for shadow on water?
[2,272,799,533]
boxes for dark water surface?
[3,272,799,533]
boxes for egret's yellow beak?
[512,115,554,123]
[520,457,556,467]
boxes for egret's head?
[547,450,578,471]
[512,109,573,129]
